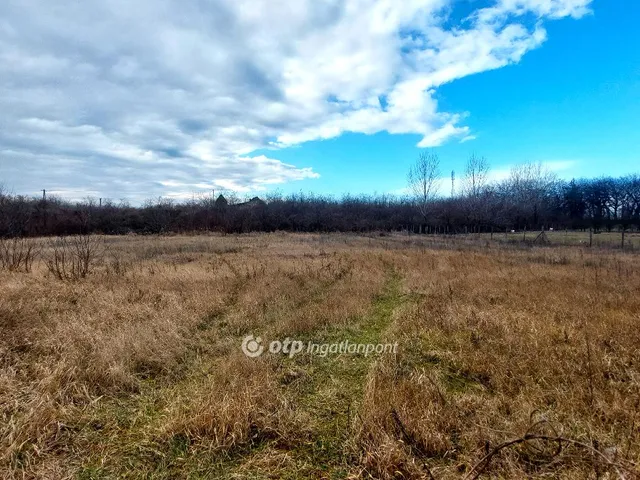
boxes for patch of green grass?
[67,271,407,479]
[226,271,406,479]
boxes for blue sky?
[267,0,640,197]
[0,0,637,203]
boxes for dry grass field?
[455,230,640,250]
[1,233,639,479]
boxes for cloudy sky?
[0,0,638,203]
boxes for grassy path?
[225,270,405,479]
[72,270,405,479]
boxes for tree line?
[1,156,639,237]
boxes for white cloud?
[544,160,579,172]
[0,0,592,201]
[477,0,592,22]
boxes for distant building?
[235,197,266,208]
[215,194,228,208]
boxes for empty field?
[1,233,639,479]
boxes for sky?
[0,0,638,203]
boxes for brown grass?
[0,232,638,479]
[358,244,640,479]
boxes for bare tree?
[408,151,441,229]
[508,161,557,193]
[506,161,558,229]
[143,197,175,234]
[463,154,490,197]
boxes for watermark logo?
[241,335,265,358]
[241,335,398,359]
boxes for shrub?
[44,235,104,281]
[0,237,40,272]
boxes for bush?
[0,237,40,272]
[45,235,104,281]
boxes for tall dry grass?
[0,233,638,478]
[357,246,640,479]
[0,233,388,477]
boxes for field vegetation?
[1,233,639,479]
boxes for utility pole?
[42,189,47,232]
[451,170,455,198]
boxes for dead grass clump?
[104,252,130,277]
[356,360,463,479]
[162,355,287,453]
